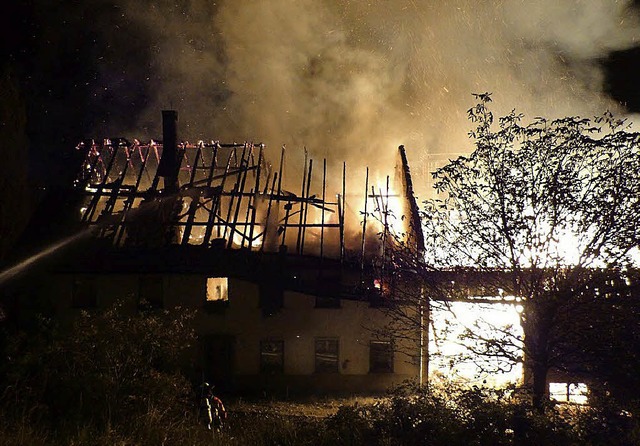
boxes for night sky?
[3,1,640,189]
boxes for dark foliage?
[0,301,198,441]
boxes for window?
[207,277,229,302]
[260,340,284,374]
[315,338,339,373]
[72,276,97,309]
[139,275,163,309]
[369,341,394,373]
[259,281,283,317]
[549,382,588,404]
[205,277,229,313]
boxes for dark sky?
[605,46,640,111]
[3,1,640,187]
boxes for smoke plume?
[117,0,639,190]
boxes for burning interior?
[74,111,424,276]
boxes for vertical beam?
[280,201,292,250]
[180,143,203,245]
[226,144,251,249]
[248,145,263,249]
[398,145,425,255]
[419,286,430,388]
[260,172,278,252]
[320,158,327,266]
[295,149,308,254]
[157,110,179,193]
[274,146,286,252]
[276,145,285,197]
[340,161,346,263]
[360,167,369,280]
[242,188,253,249]
[300,159,313,255]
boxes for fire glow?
[73,137,417,262]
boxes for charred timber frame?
[73,112,516,303]
[74,112,350,269]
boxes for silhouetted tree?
[422,94,640,407]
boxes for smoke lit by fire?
[100,0,640,198]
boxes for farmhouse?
[42,110,428,395]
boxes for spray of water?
[0,229,93,286]
[0,189,184,285]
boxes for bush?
[327,381,580,446]
[0,301,199,441]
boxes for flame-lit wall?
[48,272,420,394]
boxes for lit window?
[207,277,229,302]
[549,382,588,404]
[369,341,394,373]
[260,340,284,374]
[315,338,339,373]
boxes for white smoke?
[120,0,640,191]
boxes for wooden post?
[223,144,248,247]
[248,145,263,249]
[320,159,327,268]
[360,167,369,280]
[296,149,308,254]
[227,144,253,249]
[300,159,313,255]
[261,172,278,252]
[340,161,346,263]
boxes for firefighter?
[199,382,227,430]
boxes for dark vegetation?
[0,303,638,445]
[371,95,640,409]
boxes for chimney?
[157,110,179,193]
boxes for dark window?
[259,282,284,317]
[260,340,284,374]
[315,338,339,373]
[369,292,391,308]
[72,276,97,309]
[139,275,163,309]
[315,296,341,308]
[370,341,394,373]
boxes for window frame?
[259,339,285,374]
[369,340,394,373]
[314,338,339,374]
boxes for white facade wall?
[53,272,420,394]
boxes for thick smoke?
[119,0,639,190]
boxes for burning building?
[43,110,429,394]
